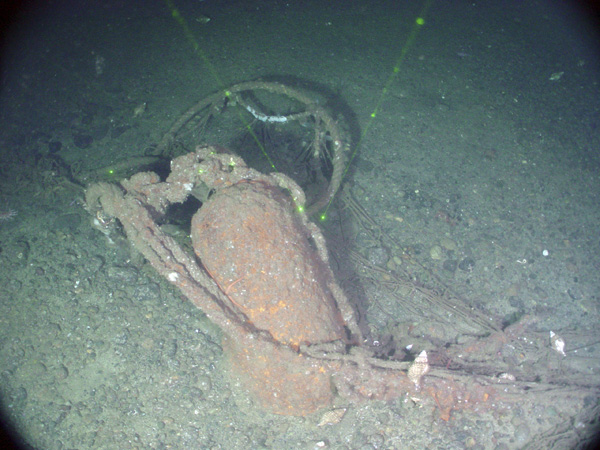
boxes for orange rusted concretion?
[222,332,337,415]
[86,145,541,421]
[191,179,347,415]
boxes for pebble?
[73,133,93,149]
[429,245,443,260]
[368,247,389,267]
[107,266,139,284]
[458,257,476,271]
[514,423,530,446]
[31,362,47,378]
[56,364,69,380]
[442,259,458,272]
[440,237,457,251]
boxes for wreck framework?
[84,81,600,447]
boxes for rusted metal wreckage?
[85,82,597,437]
[86,145,424,415]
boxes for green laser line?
[164,0,223,90]
[318,0,433,221]
[166,0,430,219]
[164,0,277,171]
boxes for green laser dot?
[320,214,327,222]
[371,112,376,118]
[108,169,114,174]
[416,17,424,25]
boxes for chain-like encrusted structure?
[85,146,588,420]
[155,81,350,216]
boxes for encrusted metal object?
[84,135,594,423]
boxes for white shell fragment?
[407,350,430,388]
[550,331,566,357]
[317,408,347,426]
[133,102,147,118]
[498,372,516,382]
[549,71,564,81]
